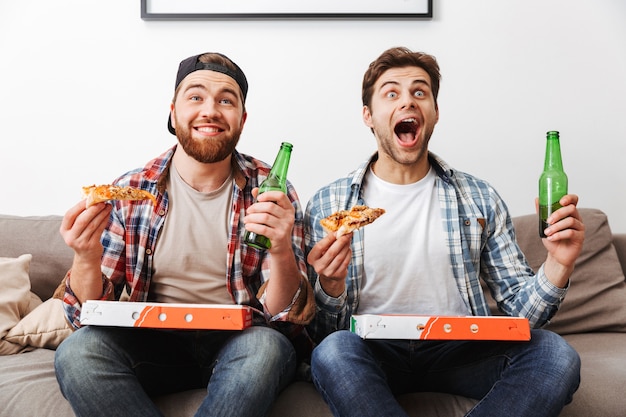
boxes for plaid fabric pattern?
[304,152,567,343]
[63,146,307,339]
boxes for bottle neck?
[261,144,292,192]
[268,145,292,181]
[544,137,564,170]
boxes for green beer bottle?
[538,131,568,238]
[244,142,293,250]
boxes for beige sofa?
[1,208,625,417]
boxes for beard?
[175,121,242,164]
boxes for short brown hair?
[362,47,441,109]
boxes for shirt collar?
[356,151,454,188]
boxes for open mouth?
[394,118,419,143]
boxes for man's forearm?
[68,256,105,303]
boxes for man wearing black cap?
[55,52,314,417]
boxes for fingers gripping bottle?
[538,131,568,238]
[244,142,293,250]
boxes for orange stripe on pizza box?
[418,316,530,340]
[133,304,253,330]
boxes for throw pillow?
[0,255,32,338]
[5,298,73,349]
[0,254,74,353]
[0,254,34,355]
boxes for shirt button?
[158,209,166,216]
[146,249,152,255]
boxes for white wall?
[1,0,625,232]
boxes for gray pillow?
[510,208,626,335]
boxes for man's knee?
[533,330,580,367]
[530,330,581,390]
[55,327,95,368]
[227,326,295,370]
[312,330,363,367]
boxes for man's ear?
[170,102,176,131]
[362,105,373,128]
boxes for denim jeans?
[311,329,580,417]
[55,325,296,417]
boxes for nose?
[199,100,221,119]
[399,93,417,109]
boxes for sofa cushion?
[0,348,74,417]
[560,333,626,417]
[511,208,626,334]
[0,215,73,301]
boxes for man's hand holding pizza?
[59,184,156,303]
[60,200,112,303]
[308,205,385,298]
[307,232,353,298]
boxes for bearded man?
[55,52,313,417]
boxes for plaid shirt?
[63,146,309,339]
[304,152,568,343]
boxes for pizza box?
[350,314,530,341]
[80,300,253,330]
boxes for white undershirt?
[359,167,468,316]
[150,163,234,305]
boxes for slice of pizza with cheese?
[320,205,385,237]
[82,184,157,208]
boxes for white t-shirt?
[150,163,234,305]
[359,167,468,316]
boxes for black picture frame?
[140,0,433,20]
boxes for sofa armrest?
[613,234,626,278]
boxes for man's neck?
[172,147,233,193]
[371,153,431,185]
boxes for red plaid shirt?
[62,146,308,340]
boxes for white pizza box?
[80,300,253,330]
[350,314,530,341]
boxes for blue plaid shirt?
[63,146,311,340]
[304,152,567,343]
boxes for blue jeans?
[311,329,580,417]
[55,325,296,417]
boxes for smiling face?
[170,70,247,164]
[363,66,439,182]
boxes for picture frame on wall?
[140,0,433,20]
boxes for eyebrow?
[380,79,431,90]
[183,83,239,99]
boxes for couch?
[1,208,625,417]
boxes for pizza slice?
[82,184,157,208]
[320,205,386,237]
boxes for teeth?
[197,127,219,133]
[401,118,417,124]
